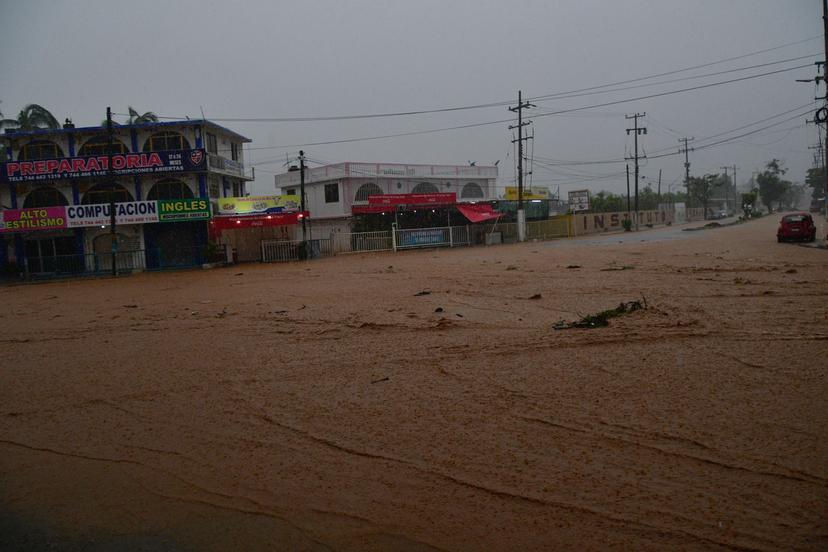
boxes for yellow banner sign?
[504,186,550,200]
[217,195,300,215]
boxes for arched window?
[78,135,129,156]
[82,183,134,204]
[146,178,194,200]
[23,186,69,208]
[18,140,63,160]
[143,132,190,152]
[461,182,484,199]
[354,182,383,202]
[412,182,439,194]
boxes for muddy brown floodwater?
[1,215,827,551]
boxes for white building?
[274,162,498,234]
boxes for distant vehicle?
[709,210,728,220]
[777,212,816,242]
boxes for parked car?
[777,212,816,242]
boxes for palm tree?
[1,104,60,131]
[126,107,158,125]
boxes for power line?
[116,37,821,124]
[249,63,813,158]
[531,63,813,120]
[531,54,817,105]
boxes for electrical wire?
[115,36,820,124]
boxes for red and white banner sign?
[367,193,456,206]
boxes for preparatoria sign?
[0,149,207,183]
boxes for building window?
[285,188,297,196]
[230,142,239,161]
[324,183,339,203]
[412,182,439,194]
[78,136,129,157]
[461,182,484,199]
[146,178,194,200]
[82,183,134,204]
[208,176,220,198]
[22,186,69,208]
[18,140,63,160]
[354,182,383,201]
[206,133,218,154]
[232,181,244,196]
[143,132,191,152]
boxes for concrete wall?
[572,210,673,236]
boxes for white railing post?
[391,223,398,252]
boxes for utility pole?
[731,164,738,215]
[679,137,694,208]
[823,0,828,223]
[657,169,662,204]
[299,150,307,258]
[106,107,117,277]
[625,113,647,231]
[508,90,535,242]
[720,166,729,215]
[626,164,631,217]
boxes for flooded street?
[1,216,827,551]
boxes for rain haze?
[0,0,822,196]
[2,2,828,551]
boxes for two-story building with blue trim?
[0,119,252,276]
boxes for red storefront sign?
[367,193,456,206]
[210,212,307,231]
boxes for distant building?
[274,161,498,234]
[0,119,252,275]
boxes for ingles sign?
[0,199,211,233]
[0,149,207,183]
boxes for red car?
[777,212,816,242]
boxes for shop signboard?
[0,149,207,183]
[0,207,66,232]
[568,189,591,212]
[158,199,211,222]
[65,201,159,228]
[368,193,456,206]
[216,195,300,215]
[504,186,550,200]
[0,199,211,233]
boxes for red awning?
[456,203,502,223]
[210,212,307,231]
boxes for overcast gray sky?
[0,0,823,197]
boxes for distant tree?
[0,104,60,131]
[687,174,720,218]
[126,107,158,124]
[590,191,626,213]
[741,189,758,217]
[756,159,791,212]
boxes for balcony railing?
[208,154,253,180]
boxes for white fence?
[332,231,393,254]
[260,217,572,261]
[261,238,334,262]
